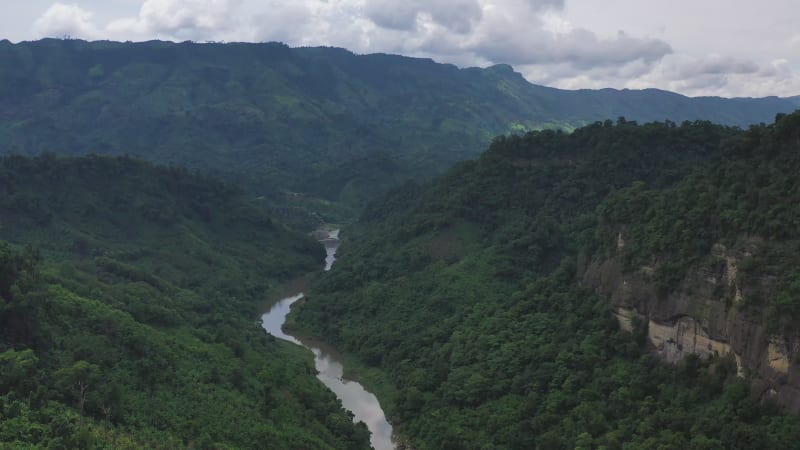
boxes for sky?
[3,0,799,98]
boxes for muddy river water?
[260,229,396,450]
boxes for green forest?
[2,38,800,450]
[1,39,798,226]
[292,113,800,449]
[595,112,800,330]
[0,155,370,449]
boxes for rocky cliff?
[582,233,800,411]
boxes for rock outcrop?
[583,236,800,411]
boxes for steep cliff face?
[583,234,800,411]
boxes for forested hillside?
[0,155,370,449]
[1,39,797,223]
[594,112,800,329]
[293,112,800,449]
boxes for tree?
[0,242,20,301]
[55,360,100,425]
[0,348,37,393]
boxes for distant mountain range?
[1,39,797,219]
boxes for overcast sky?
[3,0,799,98]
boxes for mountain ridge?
[0,38,797,223]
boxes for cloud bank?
[107,0,241,40]
[34,3,100,40]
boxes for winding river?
[261,229,396,450]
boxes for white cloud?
[759,59,792,79]
[363,1,430,31]
[300,0,672,72]
[248,2,314,43]
[34,3,99,39]
[583,55,800,98]
[665,55,759,80]
[107,0,241,41]
[364,0,483,34]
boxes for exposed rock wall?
[583,237,800,411]
[648,314,733,363]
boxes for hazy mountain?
[0,39,796,220]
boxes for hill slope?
[0,155,370,449]
[292,114,800,449]
[0,39,797,220]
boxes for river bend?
[261,229,396,450]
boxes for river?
[260,228,396,450]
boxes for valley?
[1,36,800,450]
[1,39,799,226]
[261,229,396,450]
[0,156,371,448]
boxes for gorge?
[261,229,396,450]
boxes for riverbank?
[283,304,400,414]
[260,226,398,450]
[256,227,339,313]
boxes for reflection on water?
[261,229,396,450]
[259,294,302,346]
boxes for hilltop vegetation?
[595,112,800,331]
[1,39,798,224]
[293,113,800,449]
[0,155,370,449]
